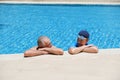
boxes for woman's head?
[37,36,52,48]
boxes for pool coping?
[0,1,120,5]
[0,48,120,60]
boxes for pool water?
[0,4,120,54]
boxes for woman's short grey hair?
[37,36,49,48]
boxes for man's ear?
[86,38,89,42]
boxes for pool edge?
[0,1,120,5]
[0,48,120,60]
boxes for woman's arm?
[24,47,48,57]
[38,46,64,55]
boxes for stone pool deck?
[0,0,120,3]
[0,49,120,80]
[0,0,120,4]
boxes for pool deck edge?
[0,48,120,60]
[0,48,120,80]
[0,1,120,5]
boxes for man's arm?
[82,46,98,53]
[38,46,64,55]
[68,45,87,55]
[24,47,48,57]
[68,45,98,55]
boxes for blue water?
[0,4,120,54]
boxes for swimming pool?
[0,3,120,54]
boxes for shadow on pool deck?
[0,49,120,80]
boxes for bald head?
[37,36,52,48]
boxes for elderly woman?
[24,36,63,57]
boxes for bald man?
[24,36,64,57]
